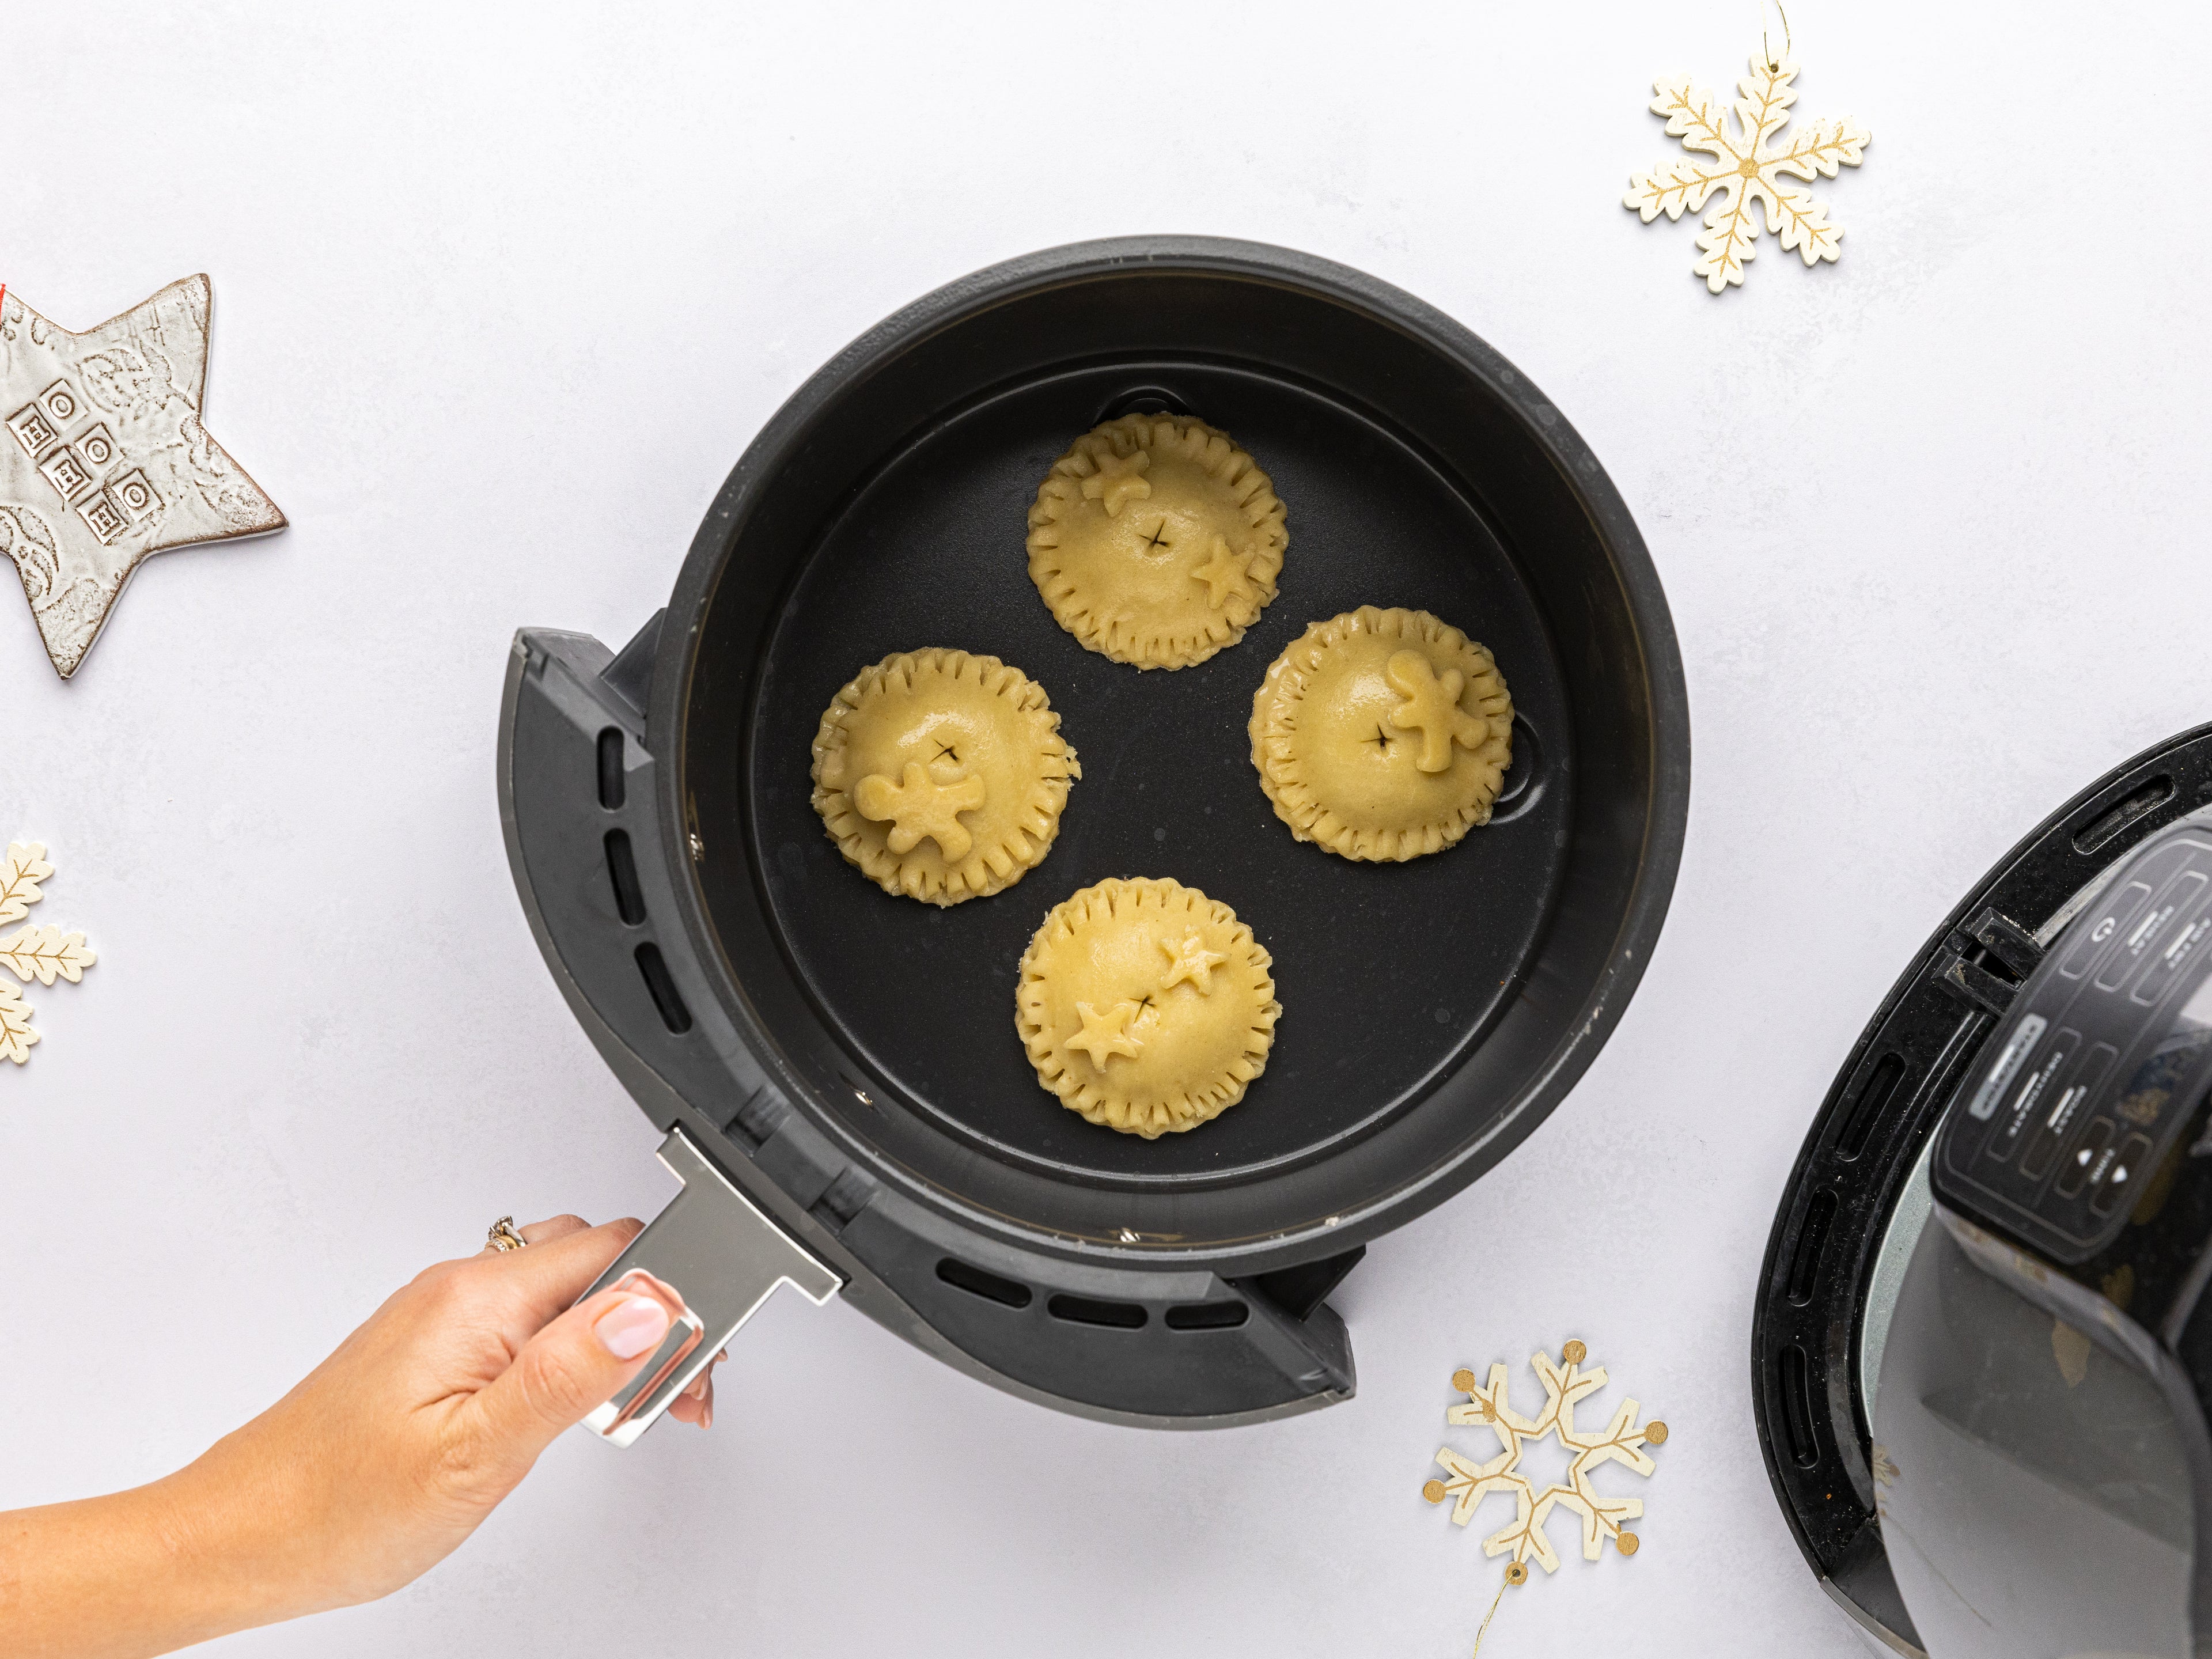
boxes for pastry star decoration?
[1066,999,1143,1069]
[853,761,987,861]
[1624,54,1871,294]
[1385,651,1484,773]
[1159,932,1225,994]
[1081,449,1152,517]
[1423,1340,1666,1581]
[1,276,285,678]
[1190,535,1252,609]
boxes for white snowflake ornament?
[1624,54,1870,293]
[1423,1339,1667,1585]
[0,982,35,1067]
[0,841,98,1066]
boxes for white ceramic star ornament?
[0,276,285,677]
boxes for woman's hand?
[0,1214,722,1659]
[185,1214,714,1609]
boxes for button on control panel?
[2051,1118,2113,1200]
[1937,826,2212,1263]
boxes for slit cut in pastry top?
[1016,876,1279,1139]
[1026,414,1287,671]
[812,648,1079,906]
[1249,605,1513,863]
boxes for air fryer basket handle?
[577,1127,840,1446]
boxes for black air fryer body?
[1758,728,2212,1656]
[499,238,1689,1428]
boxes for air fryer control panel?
[1936,825,2212,1266]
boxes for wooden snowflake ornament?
[0,840,98,1066]
[1422,1339,1667,1584]
[1624,53,1870,293]
[0,982,34,1066]
[0,839,53,925]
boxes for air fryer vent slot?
[935,1258,1032,1309]
[634,942,692,1035]
[1836,1054,1904,1162]
[1779,1343,1820,1468]
[596,727,626,810]
[1786,1189,1837,1306]
[604,830,646,925]
[2074,774,2175,854]
[1165,1301,1248,1331]
[1047,1294,1148,1330]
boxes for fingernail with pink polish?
[596,1296,672,1360]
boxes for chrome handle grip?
[578,1127,842,1447]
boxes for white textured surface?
[5,3,2209,1654]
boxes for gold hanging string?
[1468,1579,1509,1657]
[1761,0,1794,69]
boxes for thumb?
[466,1283,676,1474]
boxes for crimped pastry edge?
[1025,414,1289,671]
[1014,876,1281,1138]
[1248,605,1513,863]
[810,647,1079,906]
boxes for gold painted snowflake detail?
[1624,54,1870,293]
[1422,1339,1667,1584]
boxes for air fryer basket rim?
[645,235,1691,1267]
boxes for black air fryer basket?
[498,237,1691,1433]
